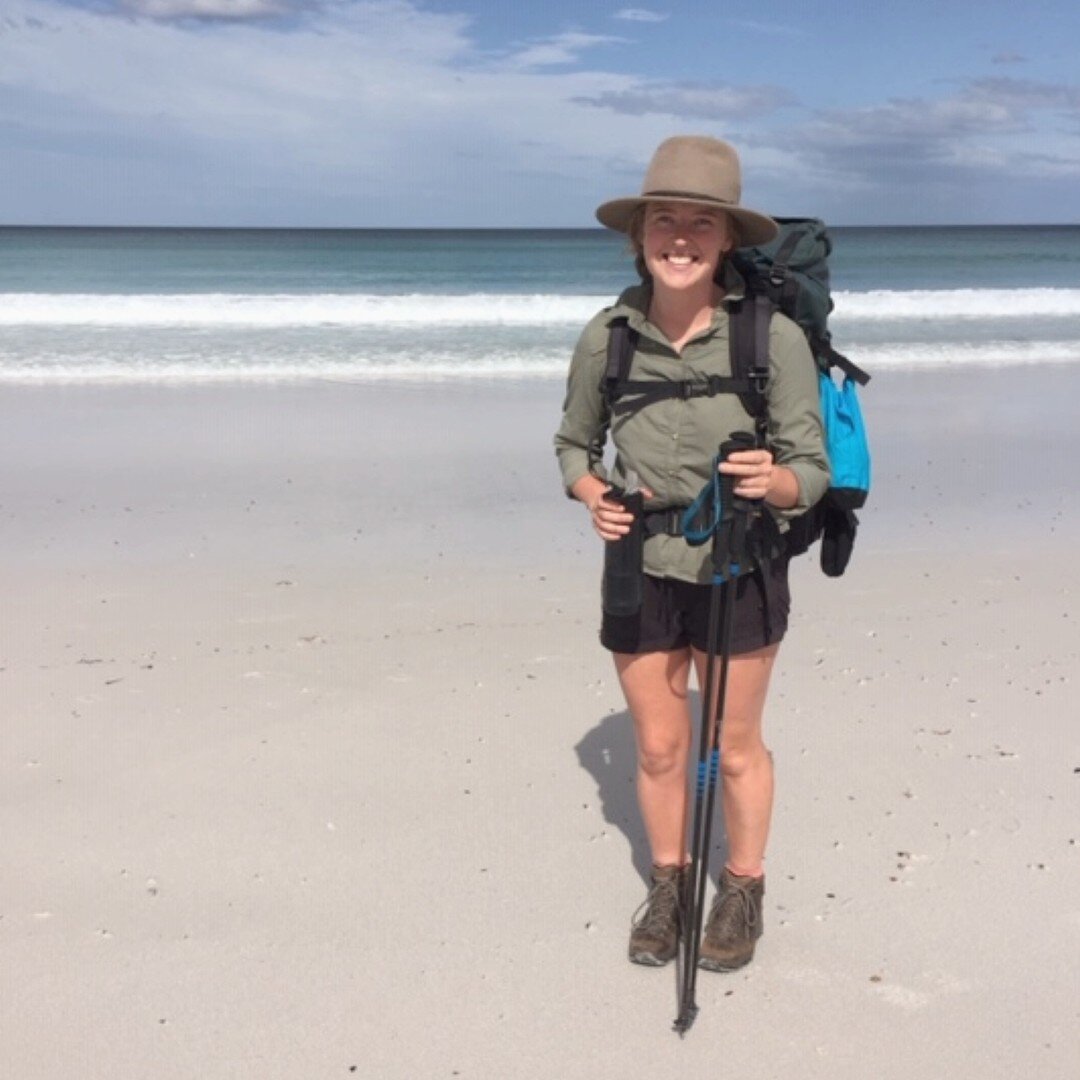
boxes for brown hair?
[627,206,650,282]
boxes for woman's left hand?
[718,448,774,501]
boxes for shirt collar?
[605,261,748,337]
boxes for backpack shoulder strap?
[590,316,639,472]
[766,230,804,310]
[604,316,637,401]
[728,295,772,447]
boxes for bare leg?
[614,649,694,867]
[692,643,778,877]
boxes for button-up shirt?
[554,267,830,584]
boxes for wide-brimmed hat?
[595,135,778,248]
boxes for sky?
[2,0,1079,227]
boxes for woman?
[555,136,829,971]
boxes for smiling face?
[638,202,734,296]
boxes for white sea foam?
[4,286,1080,328]
[2,340,1077,384]
[0,293,608,328]
[0,353,574,384]
[833,287,1080,320]
[847,340,1080,369]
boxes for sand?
[1,368,1078,1078]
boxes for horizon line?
[3,221,1079,232]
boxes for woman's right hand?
[572,475,653,541]
[588,488,636,541]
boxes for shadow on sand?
[574,697,730,887]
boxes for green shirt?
[554,267,830,585]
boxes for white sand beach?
[2,368,1078,1078]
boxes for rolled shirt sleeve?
[554,315,611,495]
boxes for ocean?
[1,225,1078,383]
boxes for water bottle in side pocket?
[602,471,644,617]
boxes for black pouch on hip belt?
[601,473,644,617]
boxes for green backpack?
[601,217,871,576]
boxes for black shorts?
[600,559,791,656]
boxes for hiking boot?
[698,868,765,972]
[628,864,686,967]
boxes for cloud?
[574,80,795,120]
[990,51,1027,65]
[965,76,1080,113]
[804,98,1019,152]
[0,0,674,224]
[748,74,1080,204]
[119,0,294,18]
[496,31,624,71]
[3,1,1079,226]
[788,76,1080,158]
[1020,150,1080,178]
[0,1,479,155]
[613,7,667,22]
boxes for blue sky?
[2,0,1079,226]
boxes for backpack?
[599,217,871,577]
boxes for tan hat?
[595,135,778,247]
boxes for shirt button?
[672,433,679,440]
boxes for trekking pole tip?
[672,1004,699,1037]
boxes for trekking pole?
[674,432,757,1037]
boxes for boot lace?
[705,876,760,944]
[631,873,682,937]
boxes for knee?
[637,741,685,780]
[719,738,769,780]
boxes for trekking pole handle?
[710,431,758,580]
[718,430,758,510]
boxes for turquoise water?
[1,225,1078,382]
[830,225,1080,290]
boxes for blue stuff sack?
[820,371,870,510]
